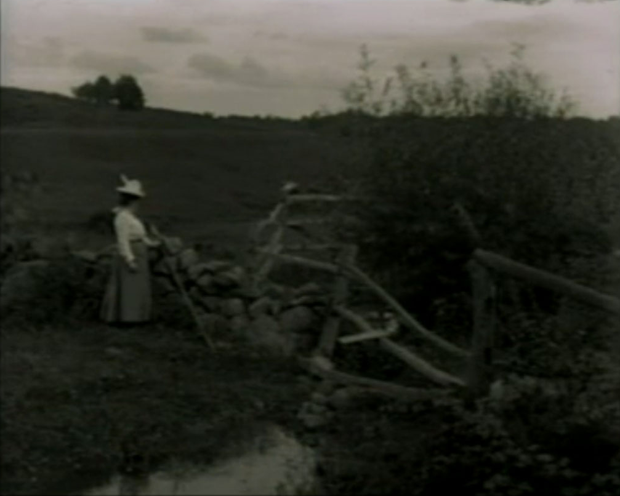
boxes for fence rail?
[473,249,620,315]
[253,183,617,402]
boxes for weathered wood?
[342,263,471,359]
[259,251,340,274]
[253,226,284,288]
[467,260,496,398]
[253,201,287,243]
[317,245,358,357]
[285,243,338,252]
[157,238,216,351]
[452,202,482,247]
[473,249,620,315]
[335,306,465,388]
[286,194,342,204]
[286,219,330,228]
[380,338,466,388]
[338,329,398,344]
[299,357,449,402]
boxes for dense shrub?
[320,45,620,496]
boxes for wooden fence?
[253,185,620,401]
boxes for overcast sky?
[1,0,618,117]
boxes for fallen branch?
[336,306,465,388]
[258,251,340,274]
[341,264,471,359]
[473,249,620,315]
[299,357,449,402]
[338,329,398,345]
[286,194,343,204]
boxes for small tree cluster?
[71,74,145,111]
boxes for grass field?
[1,87,355,252]
[0,87,356,494]
[0,323,312,495]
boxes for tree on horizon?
[113,75,145,111]
[71,74,146,111]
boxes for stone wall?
[76,236,329,356]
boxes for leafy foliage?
[72,74,145,110]
[320,44,620,496]
[114,75,146,111]
[342,44,577,118]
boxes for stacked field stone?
[72,236,329,356]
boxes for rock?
[204,260,234,273]
[310,392,329,405]
[187,262,212,282]
[72,250,98,264]
[249,314,281,335]
[152,257,174,276]
[328,387,371,410]
[300,412,330,429]
[97,245,117,261]
[155,277,176,295]
[217,266,247,287]
[199,296,222,312]
[293,282,322,297]
[212,273,238,289]
[328,388,355,410]
[315,381,337,396]
[229,315,251,337]
[188,287,203,303]
[196,274,214,291]
[306,401,328,415]
[279,306,317,334]
[198,313,229,336]
[247,315,294,357]
[249,296,275,318]
[178,248,200,272]
[161,237,183,255]
[289,295,327,307]
[309,355,334,372]
[0,260,51,310]
[293,334,316,353]
[104,346,125,357]
[222,298,246,317]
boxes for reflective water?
[85,425,318,496]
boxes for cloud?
[141,26,208,44]
[71,50,156,75]
[253,30,290,41]
[4,36,66,68]
[188,52,292,88]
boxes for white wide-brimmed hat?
[116,174,145,198]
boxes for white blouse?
[113,208,158,264]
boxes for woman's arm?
[143,223,162,247]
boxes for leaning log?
[473,249,620,315]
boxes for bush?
[320,44,620,496]
[1,256,108,326]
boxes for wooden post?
[467,259,496,398]
[252,200,289,292]
[316,244,358,357]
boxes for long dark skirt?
[101,241,152,324]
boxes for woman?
[101,175,160,326]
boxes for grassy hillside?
[1,87,353,251]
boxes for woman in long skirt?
[101,175,160,326]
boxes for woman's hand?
[127,260,138,272]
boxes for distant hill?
[0,87,355,252]
[0,87,302,131]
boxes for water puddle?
[85,425,319,496]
